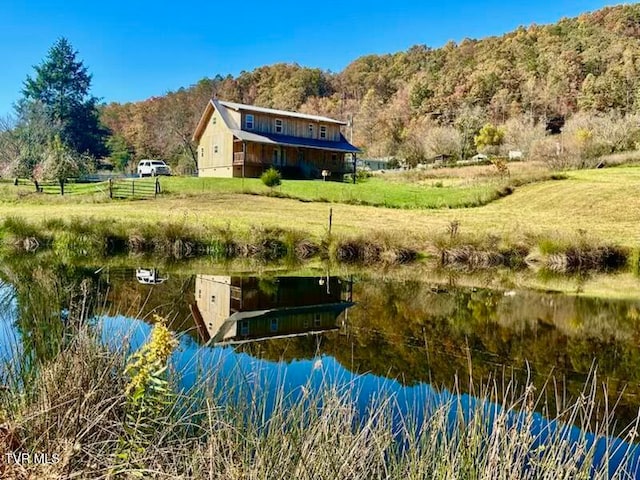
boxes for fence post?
[108,178,113,199]
[155,177,159,198]
[34,180,39,193]
[132,181,135,199]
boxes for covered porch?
[230,129,359,180]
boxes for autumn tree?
[42,135,88,195]
[474,123,505,155]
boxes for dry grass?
[3,323,640,479]
[0,165,639,252]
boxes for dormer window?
[246,114,254,130]
[275,118,283,134]
[320,125,327,139]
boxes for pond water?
[2,262,640,473]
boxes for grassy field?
[1,164,639,249]
[160,175,511,209]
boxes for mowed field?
[1,164,640,248]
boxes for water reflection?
[191,275,353,344]
[3,259,640,437]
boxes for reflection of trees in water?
[238,278,640,430]
[102,272,195,334]
[0,256,101,382]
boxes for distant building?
[357,157,395,171]
[192,99,360,179]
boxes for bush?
[261,167,281,187]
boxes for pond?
[2,261,640,474]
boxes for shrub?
[261,167,282,187]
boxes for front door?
[273,147,286,167]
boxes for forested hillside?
[100,4,640,171]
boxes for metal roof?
[219,100,347,125]
[210,302,354,344]
[231,129,360,153]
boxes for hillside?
[100,4,640,169]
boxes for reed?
[2,321,639,479]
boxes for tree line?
[4,4,640,179]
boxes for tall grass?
[1,319,639,478]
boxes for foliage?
[20,38,107,158]
[119,317,178,463]
[41,135,92,193]
[261,167,282,187]
[474,123,505,154]
[106,134,132,172]
[99,4,640,164]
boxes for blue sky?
[0,1,631,116]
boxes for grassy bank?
[1,321,638,479]
[1,165,640,265]
[2,214,638,275]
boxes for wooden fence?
[108,178,161,199]
[8,177,162,200]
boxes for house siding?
[242,112,341,141]
[194,100,355,179]
[198,107,236,177]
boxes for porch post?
[352,152,357,184]
[242,141,246,190]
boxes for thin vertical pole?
[352,153,357,184]
[109,178,113,199]
[242,141,246,192]
[328,207,333,234]
[132,181,135,199]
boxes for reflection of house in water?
[190,276,353,344]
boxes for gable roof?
[219,100,347,125]
[192,98,350,143]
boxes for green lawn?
[161,176,507,209]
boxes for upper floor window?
[214,145,219,154]
[309,124,314,136]
[275,118,283,134]
[246,114,254,130]
[212,116,217,125]
[200,147,204,157]
[320,125,327,139]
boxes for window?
[314,313,321,327]
[308,124,314,136]
[320,125,327,139]
[214,145,219,154]
[212,116,217,124]
[211,295,216,303]
[200,147,204,158]
[240,321,249,336]
[275,118,283,133]
[246,114,254,130]
[270,318,278,332]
